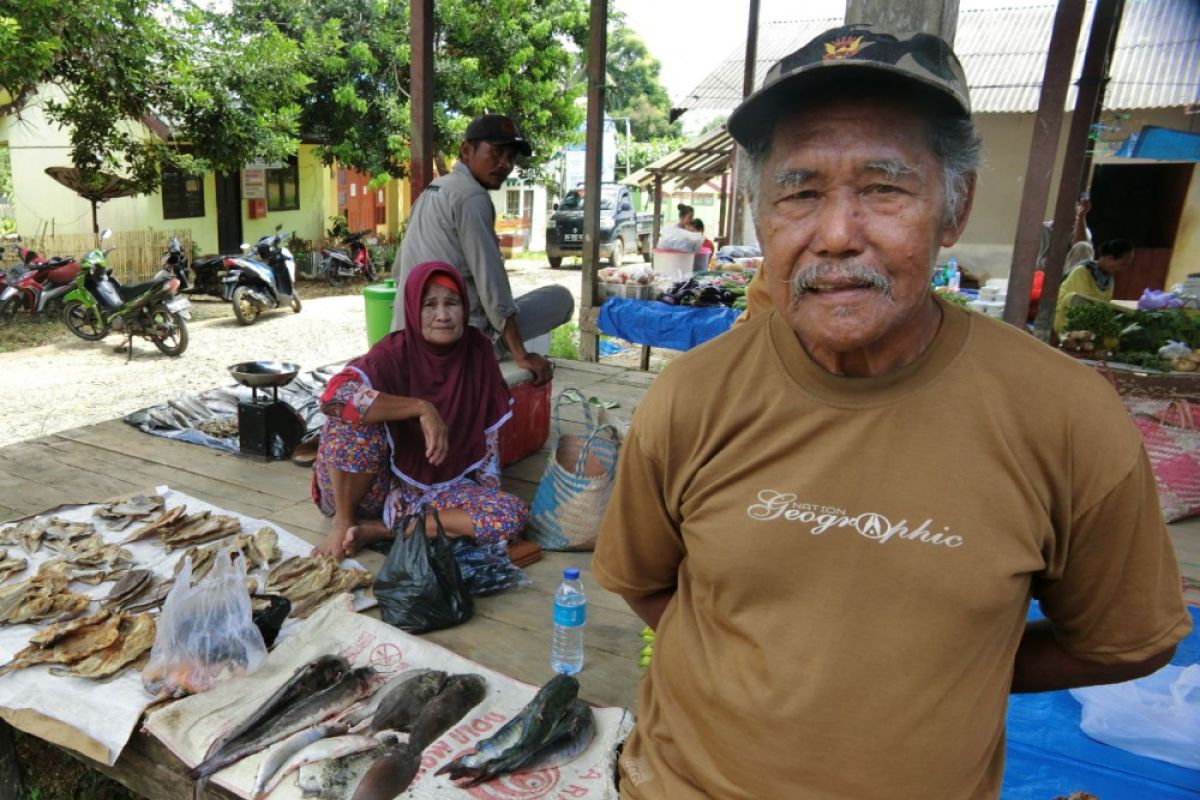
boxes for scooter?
[61,229,192,359]
[164,237,237,301]
[320,230,377,286]
[222,225,302,326]
[0,241,80,323]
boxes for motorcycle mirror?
[100,228,113,241]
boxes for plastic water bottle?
[551,567,587,675]
[946,257,961,291]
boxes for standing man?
[594,25,1190,800]
[393,114,573,385]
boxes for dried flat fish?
[266,556,371,619]
[51,613,156,681]
[94,493,165,531]
[250,527,280,571]
[19,522,43,555]
[290,567,372,620]
[0,549,27,584]
[121,578,173,614]
[0,613,122,675]
[41,518,97,548]
[102,569,155,611]
[121,504,187,544]
[161,512,241,550]
[0,572,90,626]
[30,611,112,646]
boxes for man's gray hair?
[737,106,982,230]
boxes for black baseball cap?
[464,114,532,157]
[727,24,971,147]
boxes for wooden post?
[1001,0,1088,327]
[409,0,434,203]
[651,175,663,252]
[727,0,760,245]
[717,171,729,242]
[0,720,23,799]
[579,0,607,362]
[1032,0,1126,340]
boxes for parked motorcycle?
[223,225,302,325]
[0,235,80,323]
[61,229,191,358]
[320,229,377,286]
[163,237,236,301]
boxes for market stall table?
[596,296,741,369]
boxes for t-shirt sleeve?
[458,194,516,333]
[592,417,686,598]
[1035,446,1192,664]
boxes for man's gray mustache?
[791,262,894,300]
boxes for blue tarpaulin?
[596,297,739,351]
[1003,603,1200,799]
[1115,126,1200,162]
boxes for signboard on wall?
[560,118,617,193]
[242,170,266,199]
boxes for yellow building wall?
[241,147,333,251]
[1165,169,1199,290]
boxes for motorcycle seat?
[116,278,165,301]
[193,255,226,268]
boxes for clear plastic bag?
[452,540,532,596]
[1069,664,1200,769]
[142,550,267,699]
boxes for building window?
[267,156,300,211]
[161,164,205,219]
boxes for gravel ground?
[0,258,620,449]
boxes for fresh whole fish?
[51,612,157,681]
[256,732,382,799]
[249,722,345,800]
[193,665,373,782]
[408,673,488,753]
[201,654,352,763]
[366,668,447,734]
[436,673,579,783]
[349,744,421,800]
[494,700,595,781]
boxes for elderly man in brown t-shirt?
[592,24,1191,800]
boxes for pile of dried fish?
[197,418,239,438]
[93,493,165,531]
[0,550,27,583]
[265,556,372,619]
[437,674,594,787]
[102,569,173,614]
[174,527,281,584]
[0,572,90,625]
[38,535,135,585]
[0,516,97,556]
[0,609,155,681]
[123,506,242,551]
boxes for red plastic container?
[499,377,551,466]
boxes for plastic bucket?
[363,278,397,347]
[654,248,694,278]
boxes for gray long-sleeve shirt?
[391,162,516,338]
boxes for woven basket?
[527,387,620,551]
[1089,360,1200,403]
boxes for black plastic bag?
[374,507,474,633]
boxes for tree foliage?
[605,25,678,141]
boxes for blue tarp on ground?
[596,297,740,352]
[1003,603,1200,799]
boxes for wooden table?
[0,359,654,799]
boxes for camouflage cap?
[727,24,971,146]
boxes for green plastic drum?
[363,278,397,347]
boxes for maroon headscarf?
[349,262,512,488]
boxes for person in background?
[314,261,527,559]
[675,203,694,229]
[594,24,1188,800]
[686,218,715,255]
[1052,238,1136,334]
[1031,196,1093,320]
[392,114,572,386]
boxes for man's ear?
[459,140,474,162]
[941,172,976,247]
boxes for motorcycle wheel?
[290,294,302,313]
[326,269,346,288]
[365,263,378,282]
[62,300,109,341]
[149,305,188,356]
[0,297,17,326]
[232,285,261,326]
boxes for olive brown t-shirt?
[593,300,1191,800]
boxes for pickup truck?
[545,183,654,268]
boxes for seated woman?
[311,261,527,559]
[1052,238,1135,334]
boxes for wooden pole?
[1001,0,1088,327]
[717,171,729,242]
[652,175,663,251]
[727,0,760,246]
[579,0,607,362]
[1032,0,1126,340]
[409,0,434,203]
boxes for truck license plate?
[563,233,583,242]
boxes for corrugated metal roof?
[625,127,734,190]
[676,1,1200,114]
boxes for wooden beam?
[652,175,663,254]
[728,0,760,245]
[1002,0,1088,327]
[1032,0,1126,340]
[578,0,607,362]
[409,0,434,202]
[718,171,729,240]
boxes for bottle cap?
[563,567,581,580]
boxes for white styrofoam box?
[654,248,694,278]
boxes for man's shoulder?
[434,164,487,198]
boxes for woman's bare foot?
[342,519,391,556]
[314,517,353,558]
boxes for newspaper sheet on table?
[145,599,633,800]
[0,485,374,766]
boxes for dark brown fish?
[348,744,421,800]
[366,668,447,734]
[408,673,488,753]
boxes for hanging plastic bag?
[1069,664,1200,770]
[374,507,474,633]
[142,550,267,699]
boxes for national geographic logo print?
[746,490,964,549]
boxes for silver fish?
[508,700,595,776]
[249,723,344,800]
[256,732,381,799]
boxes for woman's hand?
[419,401,449,465]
